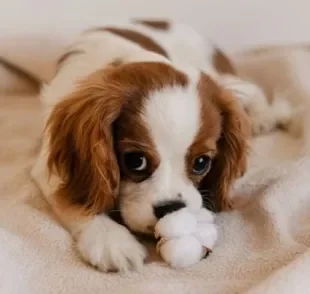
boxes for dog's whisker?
[204,204,215,212]
[198,188,209,192]
[199,190,211,195]
[108,209,121,213]
[202,196,216,211]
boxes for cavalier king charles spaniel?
[31,19,251,272]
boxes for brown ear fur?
[46,71,125,215]
[200,82,250,211]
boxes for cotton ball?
[195,223,218,249]
[196,208,215,224]
[154,208,197,239]
[158,236,207,269]
[155,207,218,269]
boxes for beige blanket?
[1,45,310,293]
[1,93,310,294]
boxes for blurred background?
[1,0,309,51]
[0,0,309,83]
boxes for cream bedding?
[1,39,310,293]
[1,92,310,294]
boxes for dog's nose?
[153,200,186,219]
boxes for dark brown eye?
[192,155,211,175]
[123,152,148,172]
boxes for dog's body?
[31,20,257,272]
[40,20,282,135]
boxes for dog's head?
[46,61,249,234]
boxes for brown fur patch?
[47,62,187,215]
[92,27,169,58]
[134,19,170,30]
[212,48,236,75]
[197,73,250,211]
[115,119,161,183]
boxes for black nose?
[153,200,186,219]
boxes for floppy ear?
[200,88,250,211]
[46,71,125,215]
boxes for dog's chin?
[108,209,155,236]
[108,211,156,246]
[122,214,157,235]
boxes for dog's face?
[114,66,222,233]
[46,61,249,234]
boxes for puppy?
[31,19,250,272]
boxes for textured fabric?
[0,92,309,294]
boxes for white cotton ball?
[196,208,215,224]
[195,223,218,249]
[154,208,197,239]
[159,236,206,269]
[154,207,219,269]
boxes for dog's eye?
[192,155,211,175]
[123,152,148,172]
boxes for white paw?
[76,215,147,272]
[248,98,293,135]
[220,76,278,135]
[270,98,293,129]
[248,108,277,135]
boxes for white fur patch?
[137,23,218,76]
[143,82,200,159]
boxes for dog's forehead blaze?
[187,73,222,159]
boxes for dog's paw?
[248,98,293,136]
[221,76,277,135]
[247,107,277,135]
[76,215,147,272]
[270,98,294,129]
